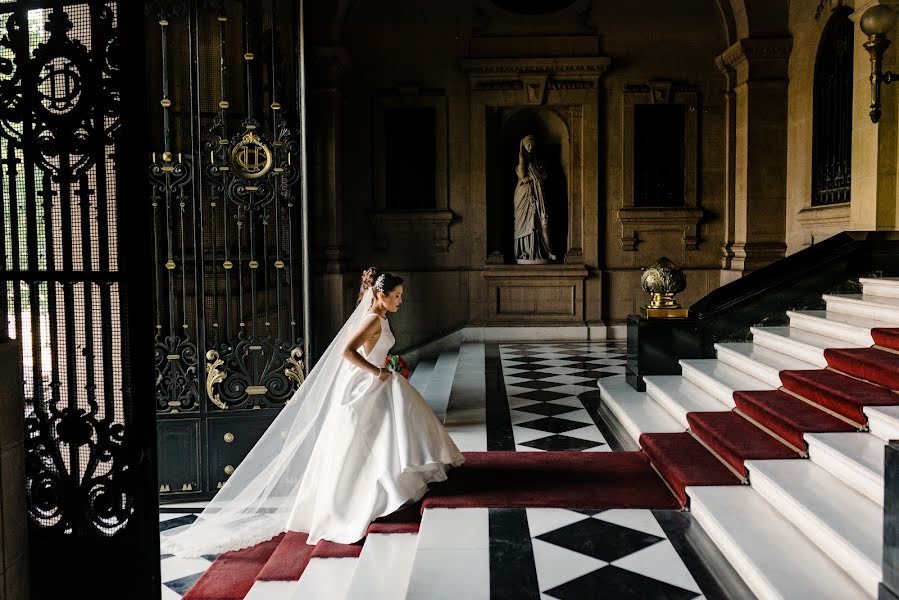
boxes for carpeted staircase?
[600,276,899,599]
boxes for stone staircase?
[599,276,899,599]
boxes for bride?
[161,268,464,556]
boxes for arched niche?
[486,106,570,264]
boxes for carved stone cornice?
[463,57,609,104]
[617,207,704,251]
[718,38,792,83]
[463,57,611,77]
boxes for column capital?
[717,37,792,84]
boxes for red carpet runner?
[182,451,679,599]
[422,451,679,510]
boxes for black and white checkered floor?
[159,342,715,599]
[501,342,626,452]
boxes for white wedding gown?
[161,296,463,557]
[289,313,465,544]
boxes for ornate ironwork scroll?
[1,1,135,537]
[150,0,305,497]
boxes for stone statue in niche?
[514,135,556,264]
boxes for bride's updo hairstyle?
[358,267,404,302]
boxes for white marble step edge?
[404,508,490,600]
[824,294,899,325]
[243,580,300,600]
[745,459,883,598]
[749,326,863,368]
[713,342,819,388]
[424,350,460,421]
[804,432,885,507]
[289,557,359,600]
[344,533,419,600]
[643,375,730,428]
[409,360,436,395]
[787,310,885,346]
[598,376,682,444]
[678,359,775,407]
[861,277,899,299]
[865,405,899,442]
[688,485,871,600]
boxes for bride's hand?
[377,367,391,381]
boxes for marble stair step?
[678,359,774,407]
[344,533,419,600]
[426,350,460,423]
[713,342,819,388]
[745,459,882,597]
[643,375,730,428]
[409,359,436,396]
[865,405,899,442]
[598,376,683,445]
[860,277,899,299]
[404,508,490,600]
[288,557,359,600]
[688,485,871,600]
[749,326,863,368]
[804,432,885,506]
[787,310,896,346]
[824,294,899,325]
[444,343,486,452]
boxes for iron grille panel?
[812,7,853,207]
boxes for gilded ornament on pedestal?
[640,257,688,318]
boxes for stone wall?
[0,341,27,599]
[316,0,731,347]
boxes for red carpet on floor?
[780,368,897,423]
[639,433,741,506]
[367,504,422,534]
[872,328,899,352]
[823,347,899,391]
[255,532,314,582]
[733,390,856,449]
[686,411,799,477]
[310,539,365,559]
[421,451,679,510]
[182,534,284,600]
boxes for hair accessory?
[373,274,387,292]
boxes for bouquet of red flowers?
[384,354,410,379]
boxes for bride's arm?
[342,317,390,380]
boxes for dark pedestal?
[626,315,705,391]
[883,442,899,600]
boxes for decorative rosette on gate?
[384,354,411,379]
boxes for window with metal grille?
[634,103,685,207]
[812,7,853,207]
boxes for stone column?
[307,46,351,360]
[719,38,792,275]
[715,58,738,280]
[851,0,899,232]
[0,340,27,599]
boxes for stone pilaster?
[715,57,738,277]
[718,37,792,274]
[307,46,351,358]
[0,341,27,600]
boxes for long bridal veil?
[160,289,378,557]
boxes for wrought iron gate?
[148,0,307,501]
[0,0,158,597]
